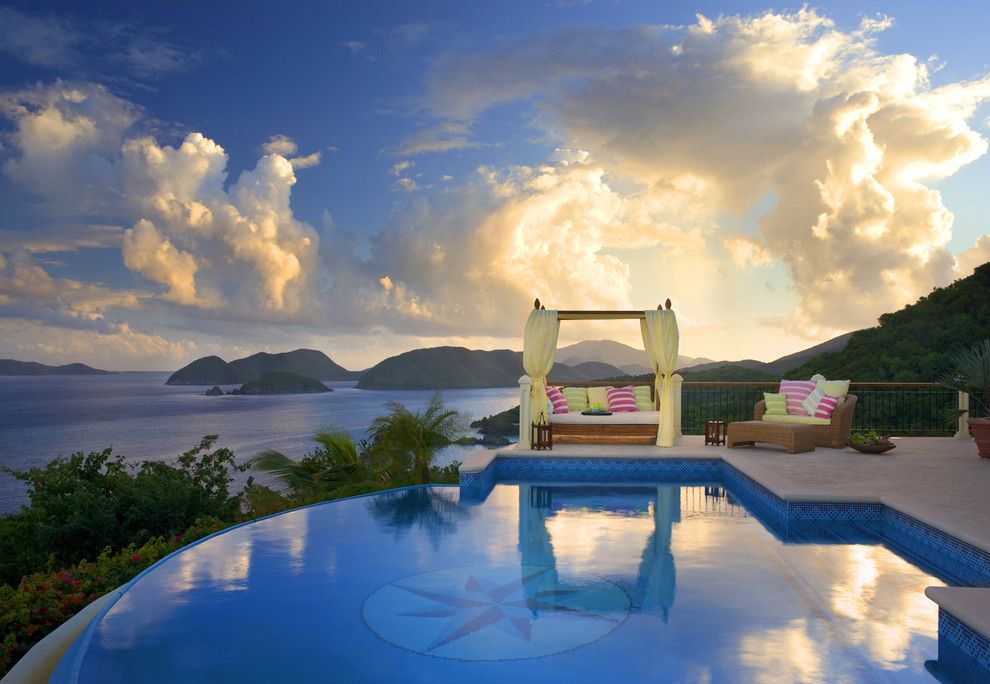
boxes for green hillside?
[791,262,990,381]
[0,359,112,375]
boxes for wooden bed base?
[551,423,658,445]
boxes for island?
[0,359,112,376]
[227,372,332,395]
[167,349,359,385]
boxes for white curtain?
[523,309,560,424]
[641,309,679,447]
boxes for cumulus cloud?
[261,134,321,169]
[1,82,320,321]
[411,9,990,338]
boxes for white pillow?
[801,386,825,417]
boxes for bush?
[0,516,224,676]
[0,437,248,585]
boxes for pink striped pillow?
[779,380,817,416]
[606,386,638,412]
[546,386,568,414]
[814,393,840,419]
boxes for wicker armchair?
[754,394,858,449]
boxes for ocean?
[0,373,519,514]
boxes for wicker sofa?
[753,394,857,449]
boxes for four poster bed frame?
[519,298,682,447]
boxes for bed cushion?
[779,380,816,415]
[546,386,568,414]
[586,386,609,410]
[606,386,638,412]
[561,386,589,412]
[632,385,653,411]
[760,413,831,426]
[550,411,661,425]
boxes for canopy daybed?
[518,299,682,448]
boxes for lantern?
[705,419,726,446]
[531,412,553,450]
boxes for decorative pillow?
[801,387,825,417]
[561,386,588,412]
[546,386,568,414]
[763,392,787,416]
[632,385,653,411]
[779,380,817,415]
[817,379,850,401]
[587,386,609,410]
[813,393,840,419]
[606,386,638,412]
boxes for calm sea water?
[0,373,519,514]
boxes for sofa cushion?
[813,393,840,419]
[632,385,653,411]
[780,379,817,415]
[551,411,660,425]
[761,413,831,426]
[801,387,825,416]
[587,386,609,410]
[546,386,568,414]
[818,379,850,401]
[763,392,787,416]
[606,386,638,412]
[561,386,589,412]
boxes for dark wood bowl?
[847,441,896,454]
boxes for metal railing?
[680,382,963,436]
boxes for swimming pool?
[53,478,987,683]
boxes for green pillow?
[633,385,653,411]
[561,386,589,412]
[817,379,850,401]
[586,386,609,410]
[764,392,787,416]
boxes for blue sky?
[0,1,988,369]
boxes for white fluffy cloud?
[410,10,990,338]
[1,83,320,318]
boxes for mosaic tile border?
[938,608,990,676]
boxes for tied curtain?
[641,309,679,447]
[523,309,560,423]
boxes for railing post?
[518,375,532,449]
[956,391,971,440]
[672,374,683,439]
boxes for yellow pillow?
[587,386,609,410]
[816,379,850,401]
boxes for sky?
[0,0,988,371]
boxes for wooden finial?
[657,302,663,310]
[540,305,545,310]
[534,298,541,310]
[665,298,672,310]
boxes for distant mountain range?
[0,359,112,376]
[356,347,629,390]
[555,339,713,376]
[165,349,360,385]
[25,260,990,391]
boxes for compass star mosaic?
[361,565,632,660]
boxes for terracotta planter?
[970,418,990,458]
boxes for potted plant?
[848,431,896,454]
[941,339,990,458]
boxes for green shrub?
[0,515,223,676]
[0,437,248,585]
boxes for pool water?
[55,484,964,683]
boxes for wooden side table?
[705,420,726,446]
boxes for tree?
[367,394,469,483]
[251,430,371,504]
